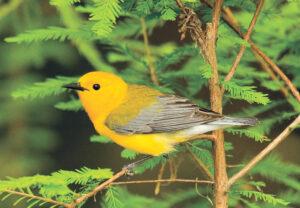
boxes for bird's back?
[105,84,162,132]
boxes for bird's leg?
[162,153,169,159]
[122,155,153,176]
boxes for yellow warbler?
[64,71,258,156]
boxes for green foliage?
[55,98,83,111]
[250,154,300,191]
[225,128,270,143]
[50,0,81,7]
[12,76,78,100]
[134,155,167,174]
[5,26,96,43]
[90,135,113,143]
[231,190,289,206]
[103,186,123,208]
[0,167,113,205]
[90,0,124,37]
[187,142,214,174]
[222,81,270,105]
[1,0,300,207]
[121,149,139,159]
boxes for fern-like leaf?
[103,186,123,208]
[90,135,113,143]
[225,128,270,143]
[11,76,78,100]
[232,190,289,206]
[55,99,83,111]
[5,26,96,43]
[161,8,177,21]
[121,149,138,160]
[222,81,270,105]
[90,0,123,37]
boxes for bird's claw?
[122,165,136,176]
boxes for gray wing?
[105,94,222,135]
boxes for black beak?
[63,83,86,91]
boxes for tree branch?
[202,0,299,103]
[110,178,214,185]
[222,0,264,90]
[228,114,300,187]
[140,17,159,85]
[185,144,214,181]
[185,134,215,143]
[68,169,129,208]
[251,49,289,97]
[175,0,187,14]
[250,42,300,103]
[3,189,69,208]
[154,163,166,195]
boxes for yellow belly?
[95,121,187,156]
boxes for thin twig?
[3,189,69,208]
[222,0,264,93]
[175,0,187,14]
[201,0,300,103]
[228,114,300,187]
[251,49,289,97]
[154,163,166,195]
[140,17,159,85]
[195,178,214,206]
[250,42,300,103]
[68,169,129,208]
[110,179,214,185]
[185,144,214,181]
[188,134,215,141]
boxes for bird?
[63,71,258,157]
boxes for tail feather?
[210,117,259,126]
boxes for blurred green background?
[0,0,299,207]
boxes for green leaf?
[90,135,113,143]
[121,149,138,160]
[90,0,123,37]
[11,76,78,100]
[55,99,83,111]
[5,27,96,44]
[161,8,177,21]
[231,190,289,206]
[104,186,123,208]
[225,128,270,143]
[222,81,270,105]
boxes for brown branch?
[250,42,300,103]
[228,114,300,187]
[140,17,159,85]
[175,0,187,14]
[188,134,215,141]
[251,49,289,97]
[154,163,166,195]
[3,189,69,208]
[201,0,300,103]
[206,1,229,208]
[222,0,264,91]
[185,144,214,181]
[110,178,214,185]
[68,169,129,208]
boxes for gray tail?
[210,116,259,126]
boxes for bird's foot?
[122,155,153,176]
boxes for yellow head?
[64,71,128,122]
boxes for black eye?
[93,84,100,90]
